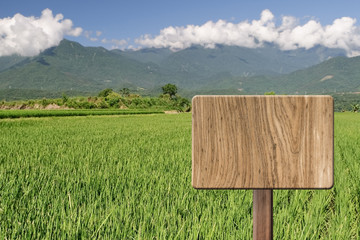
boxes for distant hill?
[0,39,354,100]
[0,40,167,93]
[0,55,27,72]
[114,43,346,89]
[218,56,360,94]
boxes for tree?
[162,83,177,98]
[120,88,130,97]
[98,88,113,97]
[351,103,359,113]
[62,93,69,104]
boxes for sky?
[1,0,360,56]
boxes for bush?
[62,93,69,104]
[65,99,79,109]
[26,100,35,107]
[41,98,50,107]
[98,100,109,109]
[176,97,191,112]
[108,97,120,108]
[98,88,113,97]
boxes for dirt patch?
[6,104,27,110]
[0,105,11,110]
[33,104,42,109]
[320,75,334,82]
[45,104,61,110]
[164,110,179,114]
[0,103,74,110]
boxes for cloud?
[84,30,103,42]
[135,9,360,56]
[101,38,128,49]
[0,9,82,57]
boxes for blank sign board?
[192,96,333,189]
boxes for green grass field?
[0,113,359,239]
[0,109,164,119]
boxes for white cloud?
[84,30,92,39]
[135,9,360,56]
[101,38,127,49]
[0,8,82,57]
[84,30,103,42]
[111,39,127,46]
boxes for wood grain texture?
[192,95,334,189]
[253,190,273,240]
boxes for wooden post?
[253,189,273,240]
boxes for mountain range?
[1,39,360,100]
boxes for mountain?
[210,56,360,94]
[0,40,168,93]
[0,55,27,72]
[116,43,345,75]
[114,43,346,89]
[0,39,352,100]
[113,47,172,65]
[272,56,360,93]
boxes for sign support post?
[253,189,273,240]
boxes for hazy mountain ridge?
[225,56,360,94]
[1,39,358,100]
[0,40,167,92]
[0,55,28,72]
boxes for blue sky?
[1,0,360,55]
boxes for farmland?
[0,109,164,119]
[0,113,359,239]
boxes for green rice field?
[0,109,164,119]
[0,113,359,239]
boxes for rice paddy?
[0,112,359,239]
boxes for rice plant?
[0,113,359,239]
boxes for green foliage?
[162,83,178,98]
[264,91,276,95]
[0,83,191,111]
[0,89,93,101]
[81,101,97,109]
[351,103,360,113]
[332,93,360,112]
[0,92,191,112]
[0,109,164,119]
[41,98,50,107]
[0,113,359,238]
[98,100,109,109]
[62,93,69,104]
[98,88,113,97]
[26,99,35,107]
[173,97,191,112]
[119,87,130,97]
[108,98,119,108]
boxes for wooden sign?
[192,95,333,189]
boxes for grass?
[0,109,164,119]
[0,113,359,239]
